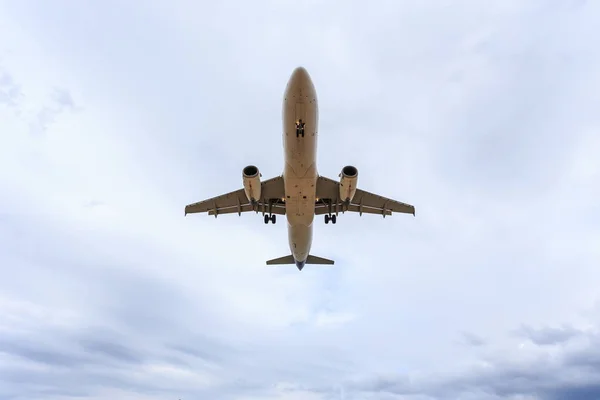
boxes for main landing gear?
[264,214,276,224]
[324,214,337,224]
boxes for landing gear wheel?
[331,215,337,224]
[324,215,330,224]
[271,214,276,224]
[264,214,269,224]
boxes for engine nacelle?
[242,165,262,202]
[339,165,358,202]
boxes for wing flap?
[315,204,392,216]
[208,204,286,216]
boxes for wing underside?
[184,175,414,218]
[315,176,415,217]
[185,176,286,217]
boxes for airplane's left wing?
[315,175,415,217]
[185,176,286,217]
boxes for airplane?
[184,67,415,271]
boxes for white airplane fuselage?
[282,67,318,270]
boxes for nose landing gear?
[295,119,305,138]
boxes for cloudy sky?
[1,1,599,399]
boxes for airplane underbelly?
[283,96,317,177]
[284,177,316,225]
[283,95,317,226]
[281,68,319,262]
[288,223,313,262]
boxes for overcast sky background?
[1,1,599,399]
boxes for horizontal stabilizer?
[266,255,295,265]
[306,255,334,265]
[266,254,335,266]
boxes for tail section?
[266,254,334,271]
[266,255,295,265]
[306,255,334,265]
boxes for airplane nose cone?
[291,66,309,80]
[288,66,313,87]
[285,66,316,99]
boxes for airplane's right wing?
[315,176,415,217]
[185,176,286,217]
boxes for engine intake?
[339,165,358,202]
[242,165,261,202]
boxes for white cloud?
[1,0,599,399]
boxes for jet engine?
[339,165,358,203]
[242,165,262,203]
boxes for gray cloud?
[1,0,599,399]
[0,68,22,108]
[78,338,144,364]
[344,330,600,399]
[460,331,487,347]
[28,88,77,136]
[0,337,91,367]
[167,341,231,364]
[0,64,77,135]
[515,324,584,345]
